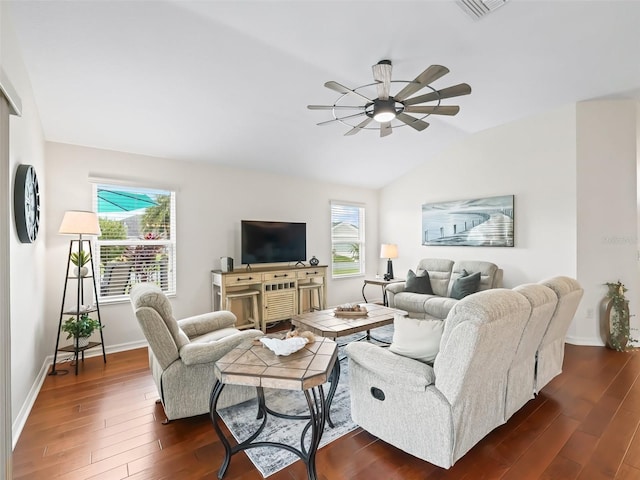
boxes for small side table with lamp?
[361,244,403,306]
[380,243,398,281]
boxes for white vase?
[76,336,90,348]
[74,266,89,277]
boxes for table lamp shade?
[380,244,398,260]
[58,210,101,236]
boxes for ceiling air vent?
[457,0,509,20]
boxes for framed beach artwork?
[422,195,514,247]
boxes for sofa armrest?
[179,329,263,365]
[178,311,237,338]
[386,282,405,294]
[345,342,435,391]
[385,282,405,308]
[493,269,504,288]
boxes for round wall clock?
[14,164,40,243]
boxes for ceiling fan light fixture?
[373,111,396,122]
[310,60,470,136]
[372,99,397,123]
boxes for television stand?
[211,264,327,332]
[294,261,305,267]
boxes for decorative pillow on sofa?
[389,315,444,363]
[404,269,433,294]
[450,269,481,300]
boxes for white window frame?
[92,183,177,302]
[330,201,365,279]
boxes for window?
[92,183,176,301]
[331,201,365,278]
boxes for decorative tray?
[333,307,368,317]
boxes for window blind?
[92,183,177,300]
[330,202,365,278]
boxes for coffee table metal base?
[209,360,340,480]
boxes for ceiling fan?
[308,60,471,137]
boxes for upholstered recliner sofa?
[346,288,531,469]
[346,276,583,468]
[385,258,503,320]
[503,278,583,420]
[534,276,584,392]
[505,283,558,420]
[130,283,264,422]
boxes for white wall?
[380,104,578,287]
[380,101,640,346]
[45,142,379,348]
[2,6,47,443]
[575,100,638,345]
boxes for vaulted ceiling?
[7,1,640,188]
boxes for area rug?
[217,324,394,477]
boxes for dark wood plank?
[500,414,579,479]
[539,455,582,480]
[12,344,640,480]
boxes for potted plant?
[603,281,636,351]
[61,313,103,348]
[70,249,91,277]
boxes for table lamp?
[380,244,398,281]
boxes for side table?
[362,277,405,306]
[210,336,339,480]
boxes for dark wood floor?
[12,343,640,480]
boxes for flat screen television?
[241,220,306,265]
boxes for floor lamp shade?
[58,211,101,236]
[380,244,398,280]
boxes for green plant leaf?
[61,313,104,340]
[70,250,91,266]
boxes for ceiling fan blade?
[307,105,366,110]
[394,65,450,101]
[324,81,371,102]
[316,111,366,126]
[403,83,472,106]
[344,117,374,136]
[380,122,392,137]
[397,112,430,131]
[403,105,460,116]
[372,60,392,100]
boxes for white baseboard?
[565,335,604,346]
[11,359,49,450]
[12,339,148,450]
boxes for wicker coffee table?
[291,303,406,341]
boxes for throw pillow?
[389,315,444,363]
[450,270,481,300]
[404,269,433,294]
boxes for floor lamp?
[380,244,398,281]
[51,210,104,375]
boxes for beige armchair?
[130,283,263,422]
